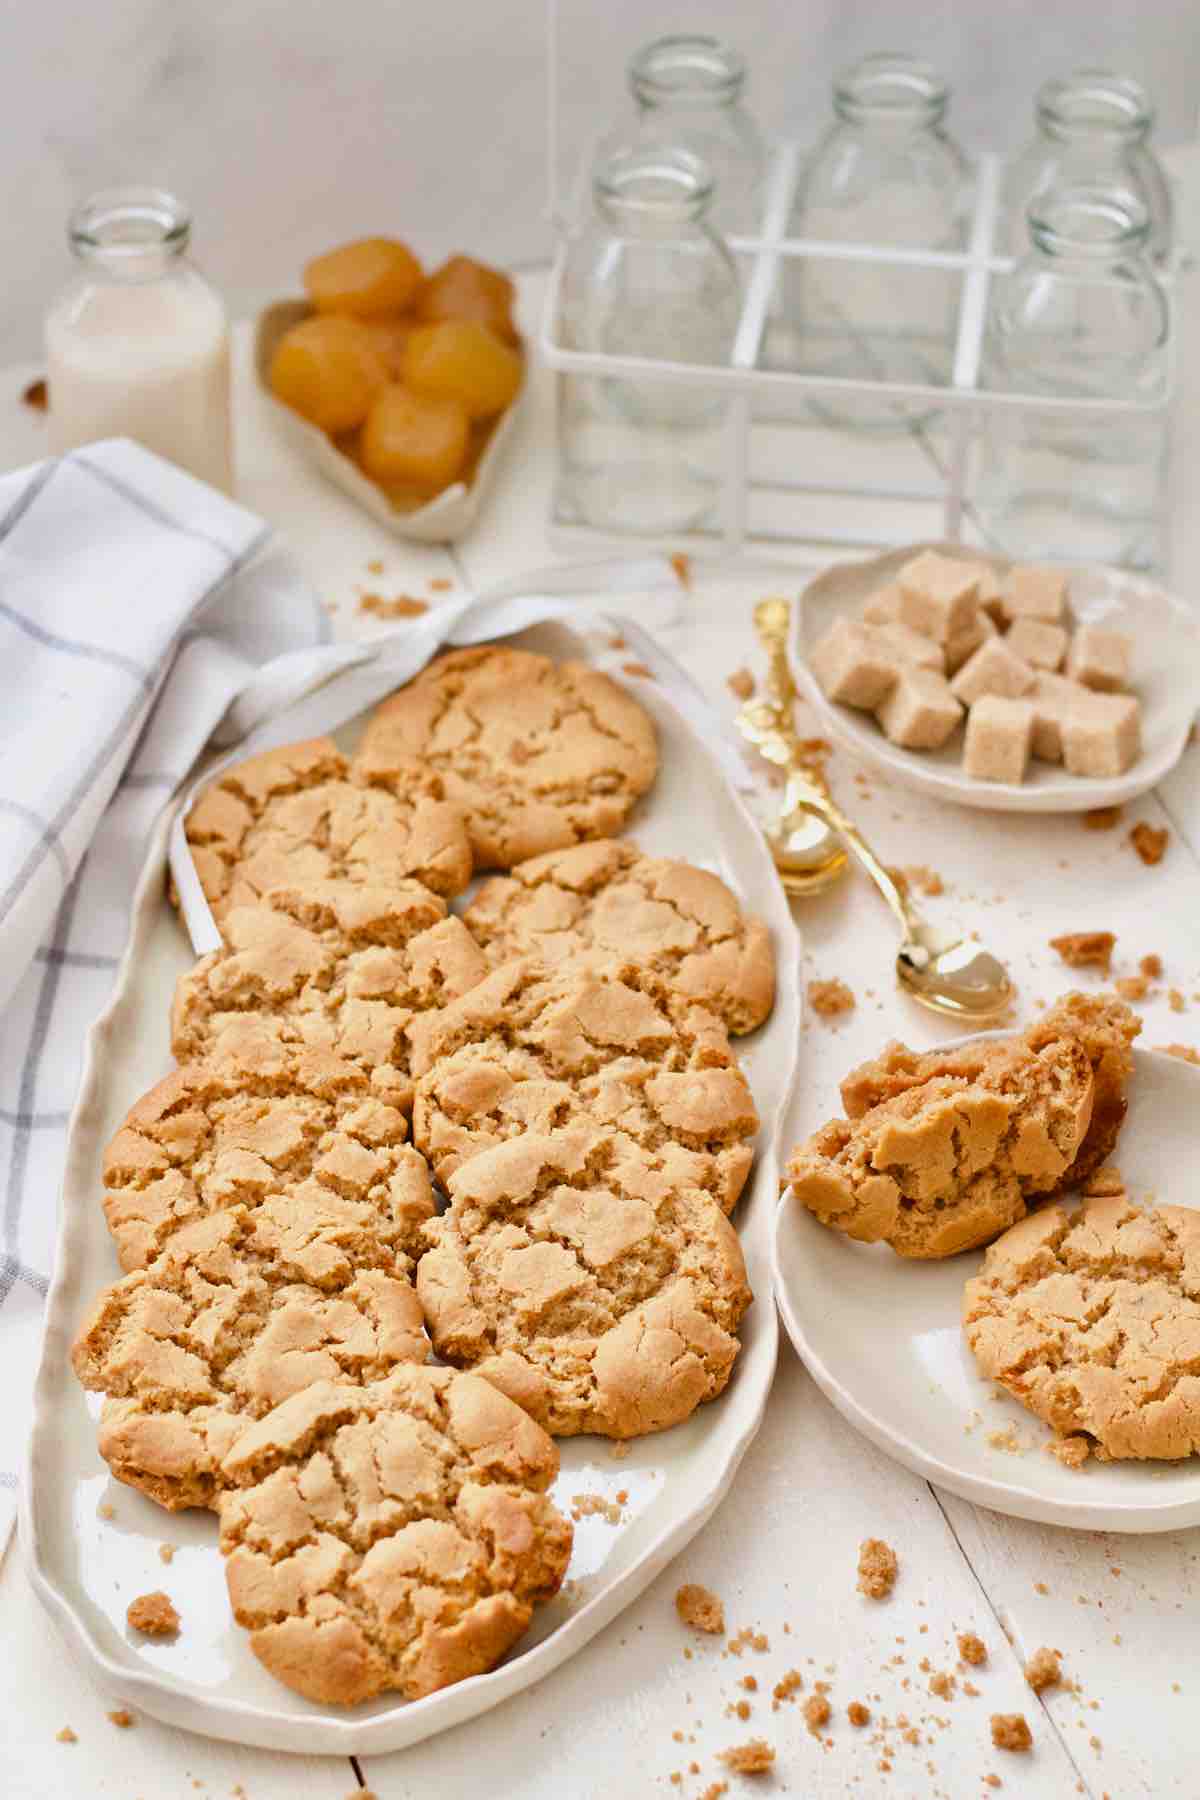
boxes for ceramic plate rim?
[771,1031,1200,1532]
[795,541,1199,813]
[22,632,800,1753]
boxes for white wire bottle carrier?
[539,143,1181,563]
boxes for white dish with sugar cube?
[797,542,1200,813]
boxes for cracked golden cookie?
[354,646,659,870]
[839,992,1140,1195]
[183,735,472,917]
[410,957,759,1212]
[102,1042,435,1275]
[463,839,775,1036]
[964,1194,1200,1461]
[73,1204,430,1510]
[789,1038,1096,1258]
[417,1127,752,1438]
[216,1366,572,1704]
[171,879,487,1114]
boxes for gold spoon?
[740,597,1015,1021]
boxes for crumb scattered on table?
[1130,822,1169,865]
[429,576,452,592]
[718,1739,775,1774]
[1159,1043,1200,1066]
[366,559,384,575]
[1114,975,1149,1001]
[857,1538,898,1600]
[740,1675,758,1692]
[622,661,655,679]
[358,592,428,620]
[1141,953,1164,978]
[803,1694,831,1736]
[700,1786,728,1800]
[127,1591,180,1637]
[1025,1647,1062,1693]
[847,1700,870,1727]
[98,1502,114,1520]
[727,667,755,701]
[570,1492,624,1525]
[902,864,945,896]
[929,1670,956,1699]
[957,1632,987,1666]
[1049,931,1115,973]
[158,1542,175,1564]
[22,378,48,412]
[728,1627,770,1655]
[608,633,628,651]
[1083,805,1123,830]
[107,1709,134,1729]
[772,1669,803,1706]
[1169,987,1186,1012]
[670,551,692,589]
[991,1713,1032,1752]
[675,1583,725,1635]
[56,1726,76,1744]
[809,977,856,1019]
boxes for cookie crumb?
[1049,931,1115,973]
[366,559,384,575]
[55,1726,76,1744]
[1083,805,1123,830]
[608,633,628,651]
[857,1538,898,1600]
[902,864,945,897]
[609,1440,631,1460]
[1130,823,1169,865]
[1159,1043,1200,1066]
[719,1738,774,1774]
[98,1502,115,1520]
[1035,1582,1049,1595]
[847,1701,870,1727]
[957,1632,987,1666]
[741,1675,758,1692]
[676,1583,725,1635]
[810,977,856,1019]
[983,1779,1001,1790]
[803,1694,831,1736]
[1114,975,1149,1001]
[107,1710,134,1729]
[991,1713,1032,1752]
[670,552,693,589]
[1169,987,1186,1013]
[571,1492,624,1525]
[1045,1433,1092,1468]
[622,661,655,679]
[126,1591,180,1637]
[358,592,428,620]
[429,576,452,592]
[929,1670,956,1699]
[1025,1647,1062,1692]
[727,667,755,701]
[22,378,48,412]
[772,1669,803,1706]
[700,1785,729,1800]
[1140,953,1164,979]
[731,1699,752,1721]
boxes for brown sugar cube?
[963,696,1034,784]
[876,666,963,750]
[945,609,998,675]
[951,637,1036,706]
[874,622,945,672]
[898,551,981,642]
[1061,693,1141,778]
[1029,671,1083,763]
[1066,625,1133,693]
[862,583,904,625]
[1004,565,1068,624]
[1005,617,1068,671]
[809,618,897,710]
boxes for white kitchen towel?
[0,438,329,1548]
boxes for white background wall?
[4,0,1197,363]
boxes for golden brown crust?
[411,958,759,1215]
[355,647,658,870]
[216,1367,571,1704]
[416,1128,751,1439]
[790,1039,1096,1259]
[184,736,472,914]
[463,840,774,1036]
[964,1195,1200,1461]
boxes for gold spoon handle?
[751,598,923,942]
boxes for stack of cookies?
[73,644,778,1706]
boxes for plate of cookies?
[772,993,1200,1531]
[26,615,801,1751]
[798,541,1200,811]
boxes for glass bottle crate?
[539,145,1180,568]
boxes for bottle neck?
[68,187,191,283]
[593,148,715,234]
[1036,71,1152,148]
[630,34,745,113]
[833,52,948,133]
[1027,186,1150,269]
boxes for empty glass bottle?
[1001,70,1173,265]
[556,146,740,534]
[783,52,968,430]
[596,35,766,235]
[975,185,1168,569]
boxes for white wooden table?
[4,197,1200,1798]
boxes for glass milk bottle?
[46,188,234,492]
[976,186,1168,569]
[599,34,766,235]
[783,53,968,430]
[1001,71,1173,265]
[556,146,739,534]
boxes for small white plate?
[772,1037,1200,1532]
[796,541,1200,812]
